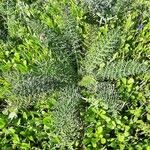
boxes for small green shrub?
[83,98,150,150]
[0,97,57,150]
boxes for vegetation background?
[0,0,150,149]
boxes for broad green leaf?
[23,112,28,120]
[101,138,106,144]
[121,78,127,85]
[79,75,96,87]
[147,114,150,121]
[8,112,17,120]
[118,134,125,143]
[96,126,103,136]
[43,117,52,127]
[20,143,30,150]
[128,78,134,85]
[0,118,6,129]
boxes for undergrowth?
[0,0,150,149]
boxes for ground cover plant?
[0,0,150,149]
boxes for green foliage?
[3,71,67,109]
[0,89,82,150]
[0,97,57,150]
[52,86,82,149]
[80,0,150,149]
[0,0,150,149]
[82,27,121,75]
[83,98,150,150]
[98,60,149,80]
[96,82,124,111]
[0,1,83,149]
[82,0,133,25]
